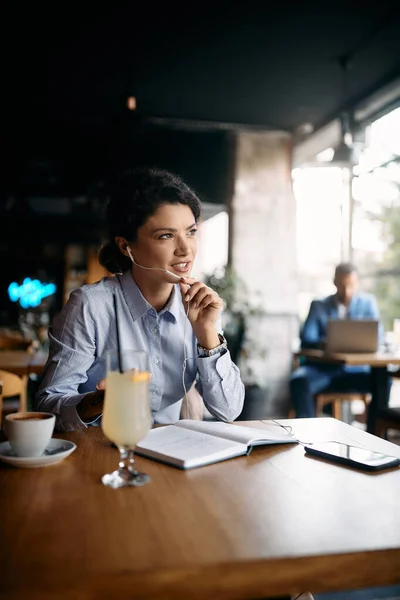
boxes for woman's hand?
[179,277,222,348]
[77,379,106,421]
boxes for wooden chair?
[0,370,28,425]
[375,406,400,438]
[290,352,371,421]
[288,391,371,421]
[0,334,34,352]
[315,391,371,421]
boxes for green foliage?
[204,266,267,385]
[370,205,400,331]
[204,266,248,313]
[204,266,247,364]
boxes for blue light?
[8,282,20,302]
[7,278,57,308]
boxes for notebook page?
[176,420,297,446]
[136,425,248,469]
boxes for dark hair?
[334,262,358,279]
[98,167,202,274]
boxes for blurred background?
[1,0,400,416]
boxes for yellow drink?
[102,370,151,447]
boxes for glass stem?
[118,447,136,475]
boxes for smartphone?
[304,441,400,471]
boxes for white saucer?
[0,438,76,468]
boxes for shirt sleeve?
[195,349,245,422]
[365,294,384,344]
[35,288,97,431]
[300,300,324,349]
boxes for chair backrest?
[0,370,28,425]
[0,335,33,351]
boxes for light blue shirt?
[36,271,245,431]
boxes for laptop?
[325,319,379,354]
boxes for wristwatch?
[197,334,228,358]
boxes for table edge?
[2,547,399,599]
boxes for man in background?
[290,262,383,418]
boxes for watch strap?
[197,334,227,358]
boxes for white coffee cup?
[5,412,56,457]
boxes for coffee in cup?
[5,412,56,457]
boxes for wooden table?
[1,418,400,599]
[0,350,47,376]
[299,349,400,435]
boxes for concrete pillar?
[230,131,298,417]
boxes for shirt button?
[151,327,157,334]
[225,387,231,392]
[153,358,159,364]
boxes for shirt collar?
[118,270,180,322]
[160,284,181,323]
[333,294,358,317]
[333,294,357,308]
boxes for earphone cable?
[125,248,196,419]
[259,419,314,446]
[182,299,191,417]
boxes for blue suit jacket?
[301,293,383,350]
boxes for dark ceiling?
[4,1,400,132]
[2,0,400,213]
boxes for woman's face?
[130,203,198,280]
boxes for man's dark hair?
[334,262,358,279]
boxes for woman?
[36,167,245,431]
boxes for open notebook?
[135,419,297,470]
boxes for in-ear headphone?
[126,246,134,262]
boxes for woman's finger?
[190,287,211,307]
[197,292,216,309]
[96,378,106,390]
[180,281,203,302]
[179,276,196,285]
